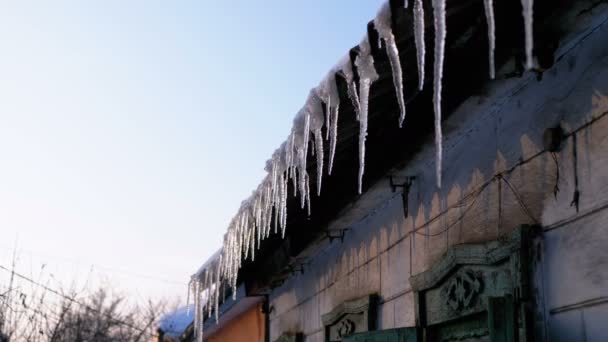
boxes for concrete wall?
[268,5,608,342]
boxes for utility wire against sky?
[0,264,158,337]
[0,244,185,286]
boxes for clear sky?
[0,0,383,303]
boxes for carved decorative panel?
[409,225,538,341]
[321,295,377,342]
[443,269,484,312]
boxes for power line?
[0,264,157,337]
[0,245,185,286]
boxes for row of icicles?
[189,0,535,340]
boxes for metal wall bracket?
[325,229,349,244]
[389,175,415,219]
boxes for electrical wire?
[0,264,157,337]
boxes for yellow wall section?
[207,303,265,342]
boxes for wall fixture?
[389,175,415,219]
[543,125,564,152]
[324,229,349,244]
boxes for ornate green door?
[343,328,418,342]
[408,225,537,341]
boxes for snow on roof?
[158,305,195,338]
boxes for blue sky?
[0,0,383,302]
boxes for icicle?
[317,72,341,175]
[287,133,298,196]
[205,270,213,317]
[249,222,256,261]
[404,0,409,8]
[340,55,360,118]
[302,113,311,168]
[305,172,311,216]
[186,280,192,316]
[292,109,310,208]
[354,37,379,194]
[299,168,307,209]
[273,202,279,234]
[414,0,426,90]
[314,131,324,195]
[325,102,331,140]
[243,213,250,259]
[432,0,445,188]
[375,2,407,127]
[194,280,202,342]
[256,209,261,249]
[214,255,222,323]
[263,195,269,244]
[328,100,339,175]
[521,0,534,70]
[307,91,325,196]
[327,76,340,175]
[483,0,496,79]
[281,173,288,235]
[203,269,209,317]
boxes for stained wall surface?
[267,5,608,342]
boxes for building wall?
[268,5,608,342]
[205,303,265,342]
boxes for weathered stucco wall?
[268,5,608,342]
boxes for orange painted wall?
[206,303,265,342]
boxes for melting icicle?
[186,280,192,316]
[374,2,406,127]
[193,280,201,342]
[521,0,534,70]
[305,172,311,216]
[326,74,340,176]
[340,55,360,118]
[328,99,339,175]
[292,109,310,208]
[281,174,288,235]
[249,221,255,261]
[483,0,496,79]
[413,0,425,90]
[214,255,222,323]
[317,71,341,175]
[354,37,379,194]
[307,91,325,196]
[314,131,324,195]
[432,0,445,188]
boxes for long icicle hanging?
[354,37,379,194]
[327,73,340,175]
[307,91,325,196]
[414,0,426,90]
[374,3,407,127]
[521,0,534,69]
[214,255,222,323]
[432,0,446,188]
[317,72,341,175]
[340,55,360,119]
[483,0,496,79]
